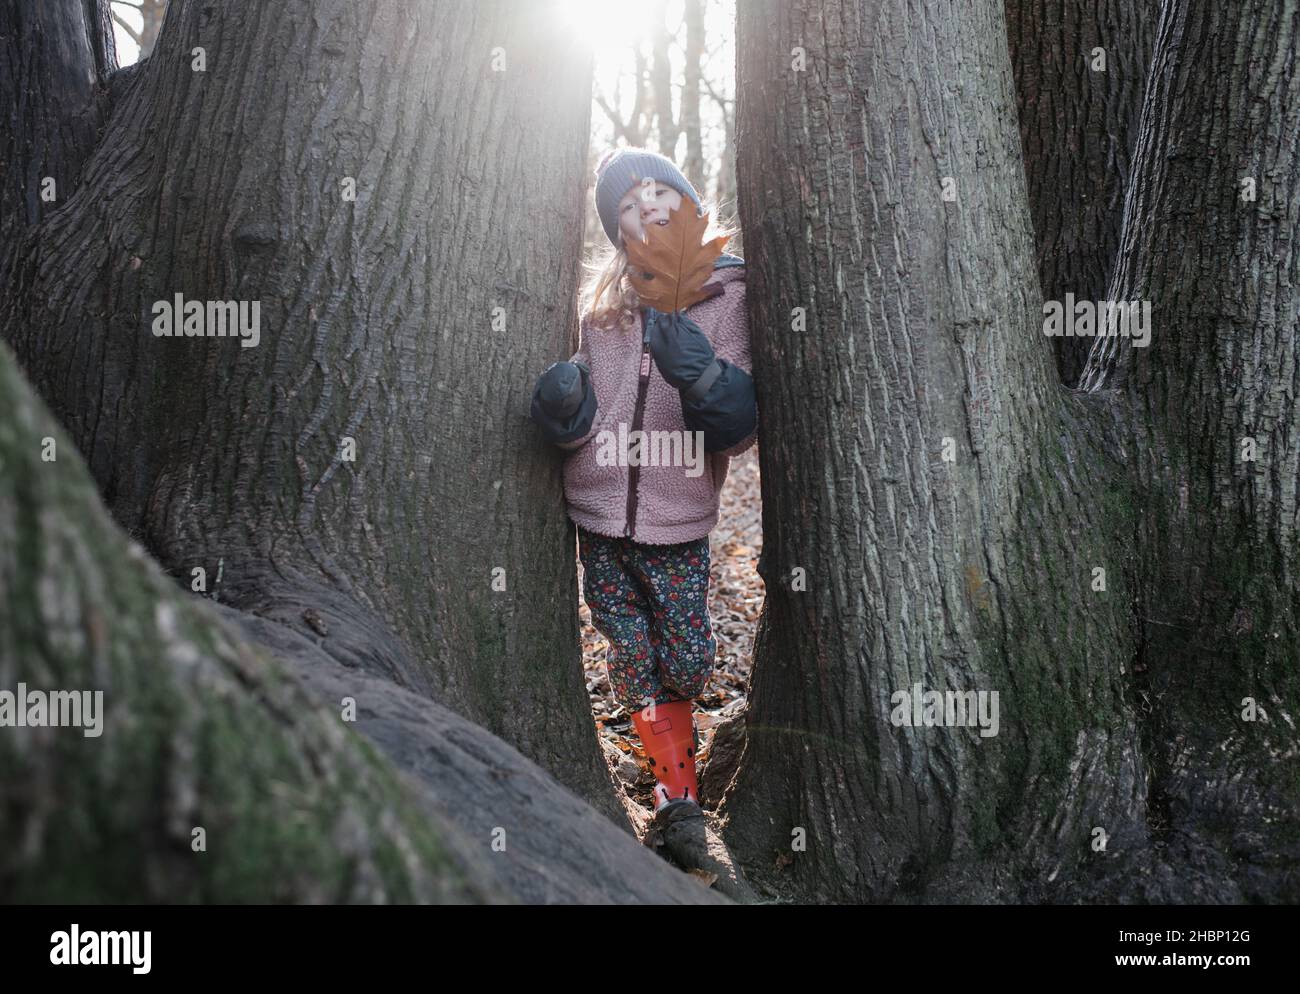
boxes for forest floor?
[577,445,764,821]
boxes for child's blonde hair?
[578,194,740,336]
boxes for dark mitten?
[646,310,720,394]
[680,358,757,452]
[531,360,597,444]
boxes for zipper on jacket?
[624,310,652,539]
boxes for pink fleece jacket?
[557,263,757,544]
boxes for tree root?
[641,804,760,903]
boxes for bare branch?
[593,91,628,135]
[110,8,143,47]
[699,73,731,112]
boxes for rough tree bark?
[0,0,117,251]
[1005,0,1157,385]
[728,0,1298,903]
[0,0,626,823]
[1077,0,1300,896]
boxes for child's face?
[618,179,684,246]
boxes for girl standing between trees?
[530,146,758,818]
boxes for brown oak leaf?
[625,201,730,313]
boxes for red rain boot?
[631,699,701,814]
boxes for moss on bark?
[0,342,504,902]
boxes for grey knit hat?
[594,146,703,248]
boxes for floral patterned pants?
[578,526,717,711]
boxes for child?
[530,146,758,819]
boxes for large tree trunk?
[727,0,1298,903]
[1005,0,1157,385]
[1078,0,1300,897]
[1,0,623,821]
